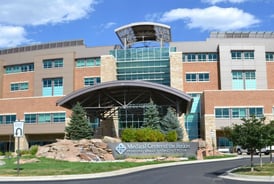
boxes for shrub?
[121,128,165,142]
[121,128,137,142]
[165,130,178,142]
[29,145,39,155]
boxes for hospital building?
[1,22,274,152]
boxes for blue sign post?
[13,121,24,176]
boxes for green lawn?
[0,156,174,176]
[233,163,274,176]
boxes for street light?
[210,129,215,156]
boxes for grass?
[204,154,236,160]
[233,163,274,176]
[0,156,176,176]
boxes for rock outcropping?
[36,138,118,162]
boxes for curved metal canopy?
[115,22,171,47]
[57,80,192,119]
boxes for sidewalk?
[0,156,273,182]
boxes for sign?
[13,121,24,137]
[108,142,198,159]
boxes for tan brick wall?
[204,115,217,147]
[170,52,183,91]
[100,55,117,82]
[2,72,34,98]
[74,67,100,90]
[183,62,219,92]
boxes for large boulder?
[36,139,114,162]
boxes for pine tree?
[142,100,161,129]
[160,107,183,140]
[65,102,93,140]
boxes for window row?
[9,76,102,95]
[0,113,66,124]
[186,73,209,82]
[215,107,263,119]
[43,58,63,68]
[5,63,34,74]
[4,57,101,74]
[76,57,100,67]
[183,53,218,62]
[84,77,101,87]
[24,112,66,123]
[10,82,29,91]
[231,51,254,60]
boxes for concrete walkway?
[0,156,273,182]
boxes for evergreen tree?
[65,102,93,140]
[160,107,183,140]
[142,100,161,129]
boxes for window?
[10,82,29,91]
[186,73,197,82]
[43,58,63,69]
[53,113,66,122]
[5,63,34,74]
[232,108,246,118]
[232,70,256,90]
[208,53,218,61]
[0,114,16,124]
[249,107,263,117]
[186,73,209,82]
[198,73,209,81]
[266,52,274,61]
[84,77,101,86]
[244,51,254,60]
[38,113,51,123]
[24,112,66,123]
[42,78,63,96]
[25,114,37,123]
[198,54,206,61]
[76,57,101,67]
[231,51,242,60]
[187,54,196,62]
[215,108,229,118]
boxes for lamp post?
[210,129,215,156]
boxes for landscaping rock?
[36,139,115,162]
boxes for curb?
[219,167,274,182]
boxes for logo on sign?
[115,143,127,154]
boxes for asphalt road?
[0,156,272,184]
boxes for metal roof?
[57,80,192,119]
[115,22,171,47]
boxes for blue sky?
[0,0,273,49]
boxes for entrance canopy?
[57,80,192,119]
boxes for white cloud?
[0,25,30,48]
[0,0,97,26]
[0,0,97,48]
[102,22,116,29]
[202,0,247,4]
[160,6,260,31]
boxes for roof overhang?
[115,22,171,47]
[57,80,192,118]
